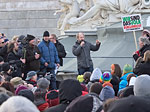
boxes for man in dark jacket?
[44,79,82,112]
[24,34,41,74]
[50,34,66,66]
[72,32,101,75]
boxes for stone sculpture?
[56,0,150,31]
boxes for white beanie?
[0,96,40,112]
[90,68,102,81]
[134,75,150,97]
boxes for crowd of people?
[0,29,150,112]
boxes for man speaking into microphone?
[72,32,101,75]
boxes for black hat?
[26,34,35,42]
[1,63,10,72]
[18,89,34,102]
[43,31,49,37]
[106,95,150,112]
[18,35,25,42]
[0,93,10,105]
[65,93,103,112]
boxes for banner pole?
[133,31,138,51]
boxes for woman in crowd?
[110,64,121,95]
[133,50,150,76]
[7,41,25,78]
[133,36,150,61]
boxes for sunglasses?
[0,42,4,44]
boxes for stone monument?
[56,0,150,32]
[56,0,150,72]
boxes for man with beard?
[72,32,101,75]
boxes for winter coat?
[133,44,150,61]
[7,51,23,77]
[0,45,8,62]
[110,75,120,96]
[133,61,150,76]
[118,85,134,98]
[119,72,133,91]
[54,40,66,66]
[38,40,60,69]
[72,40,100,69]
[44,79,82,112]
[25,44,41,72]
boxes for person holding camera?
[7,41,25,78]
[72,32,101,75]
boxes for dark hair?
[83,72,91,84]
[89,82,103,95]
[127,73,136,86]
[113,64,122,78]
[0,82,15,94]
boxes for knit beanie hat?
[18,89,34,102]
[18,35,25,42]
[90,68,102,81]
[99,72,112,83]
[15,85,28,95]
[1,63,10,72]
[99,86,115,102]
[77,75,84,83]
[123,64,133,74]
[0,96,39,112]
[43,31,49,37]
[26,34,35,42]
[37,78,50,90]
[134,75,150,97]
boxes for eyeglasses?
[0,42,4,44]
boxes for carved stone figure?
[57,0,150,31]
[70,0,140,24]
[55,0,80,31]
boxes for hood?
[90,68,102,81]
[59,79,82,104]
[120,72,133,80]
[65,93,103,112]
[107,96,150,112]
[99,86,115,102]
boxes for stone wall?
[0,0,61,39]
